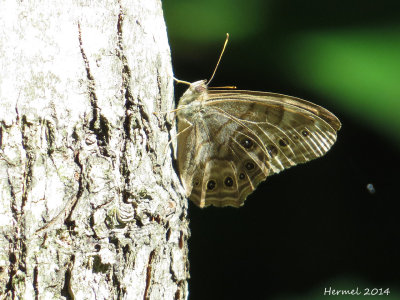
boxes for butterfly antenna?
[207,33,229,86]
[173,77,192,86]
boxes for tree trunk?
[0,1,189,299]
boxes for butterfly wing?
[207,90,341,175]
[177,89,340,208]
[177,107,270,207]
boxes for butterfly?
[175,35,341,208]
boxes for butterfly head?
[178,80,209,106]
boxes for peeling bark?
[0,1,189,299]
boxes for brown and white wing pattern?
[177,87,341,208]
[177,108,270,207]
[206,90,341,176]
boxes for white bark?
[0,1,189,299]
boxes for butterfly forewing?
[177,82,341,208]
[206,90,340,175]
[208,90,341,131]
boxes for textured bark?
[0,1,189,299]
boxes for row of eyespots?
[241,136,281,158]
[241,128,310,151]
[193,128,309,192]
[192,159,257,192]
[288,129,310,141]
[247,129,310,157]
[196,137,259,191]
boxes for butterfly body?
[177,80,341,208]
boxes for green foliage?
[164,0,267,45]
[282,29,400,144]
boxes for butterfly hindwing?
[178,105,270,207]
[176,82,341,208]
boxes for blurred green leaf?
[282,29,400,144]
[164,0,267,45]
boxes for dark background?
[164,1,400,299]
